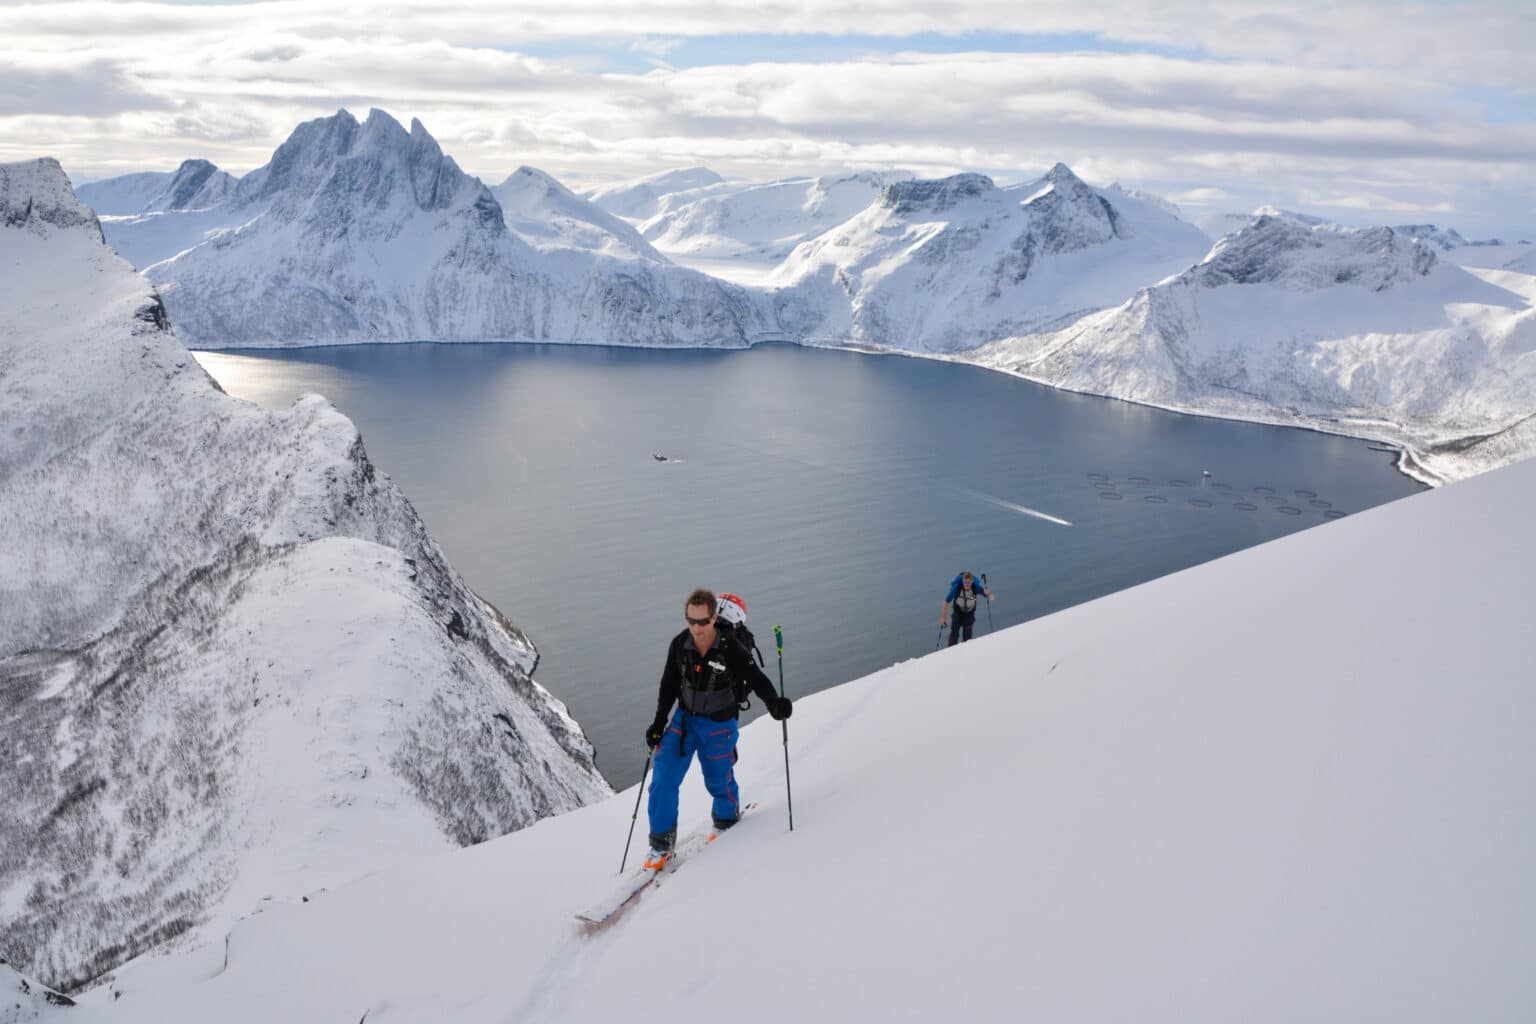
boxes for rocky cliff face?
[0,158,610,993]
[1194,214,1437,291]
[145,159,236,212]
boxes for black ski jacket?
[654,628,780,723]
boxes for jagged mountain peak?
[235,109,361,203]
[0,157,102,239]
[231,108,490,220]
[146,158,235,212]
[1016,163,1125,252]
[879,173,996,214]
[1043,161,1085,186]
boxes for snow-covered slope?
[80,161,249,272]
[128,110,773,347]
[583,166,726,220]
[2,959,73,1019]
[0,158,610,994]
[73,171,172,216]
[636,171,911,262]
[770,163,1213,352]
[50,451,1536,1024]
[969,212,1536,483]
[490,166,665,261]
[1198,206,1328,241]
[1503,247,1536,274]
[76,160,236,218]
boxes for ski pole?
[773,625,794,832]
[619,747,654,874]
[935,623,945,649]
[982,573,994,633]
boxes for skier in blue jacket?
[940,571,995,646]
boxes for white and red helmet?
[715,592,747,627]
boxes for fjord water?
[194,343,1422,787]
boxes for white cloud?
[0,1,1530,234]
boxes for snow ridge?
[970,213,1535,482]
[1195,214,1437,292]
[1,158,103,238]
[771,165,1211,351]
[635,170,911,263]
[492,165,665,261]
[0,158,610,994]
[146,160,236,213]
[584,166,727,220]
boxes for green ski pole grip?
[774,624,783,653]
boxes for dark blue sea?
[193,343,1423,786]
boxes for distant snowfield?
[50,455,1536,1024]
[663,252,784,286]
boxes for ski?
[576,803,756,934]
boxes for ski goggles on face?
[686,615,713,626]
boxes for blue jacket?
[945,575,988,603]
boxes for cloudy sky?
[2,0,1533,236]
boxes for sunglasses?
[686,615,713,626]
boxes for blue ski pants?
[648,709,740,836]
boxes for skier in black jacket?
[643,588,791,866]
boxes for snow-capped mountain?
[0,158,611,993]
[969,212,1536,483]
[38,453,1536,1024]
[73,171,173,216]
[1392,223,1472,250]
[635,170,913,262]
[144,159,236,213]
[77,160,236,217]
[770,163,1213,352]
[583,165,726,220]
[490,166,664,261]
[1198,205,1329,240]
[125,110,773,346]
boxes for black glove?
[645,717,667,749]
[768,697,793,721]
